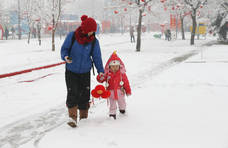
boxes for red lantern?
[172,6,175,10]
[35,18,40,22]
[91,85,111,99]
[114,10,118,14]
[124,8,127,11]
[129,2,132,5]
[200,5,203,8]
[160,0,165,3]
[141,0,145,2]
[47,26,52,31]
[164,7,167,11]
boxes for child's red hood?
[104,51,126,74]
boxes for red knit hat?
[80,15,97,34]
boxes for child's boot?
[109,114,116,120]
[67,106,77,128]
[119,110,125,114]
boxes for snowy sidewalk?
[129,44,228,147]
[19,42,228,148]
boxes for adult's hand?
[65,56,72,64]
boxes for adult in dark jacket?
[61,15,104,127]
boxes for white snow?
[0,33,228,148]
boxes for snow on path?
[21,40,228,148]
[0,33,213,148]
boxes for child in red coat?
[97,51,131,119]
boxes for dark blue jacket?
[61,32,104,74]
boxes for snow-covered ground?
[0,33,228,148]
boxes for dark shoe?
[119,110,125,114]
[109,114,116,120]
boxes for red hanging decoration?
[47,26,53,31]
[200,5,203,8]
[148,6,151,11]
[172,6,175,10]
[129,2,132,5]
[114,10,118,14]
[141,0,145,2]
[35,18,40,22]
[124,8,127,11]
[91,85,111,99]
[160,0,165,3]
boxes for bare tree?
[24,0,36,44]
[44,0,65,51]
[184,0,207,45]
[135,0,153,52]
[51,0,61,51]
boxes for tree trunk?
[37,22,41,46]
[18,0,22,40]
[52,29,55,51]
[136,9,143,52]
[38,30,41,46]
[52,14,55,51]
[180,16,185,40]
[190,10,197,45]
[27,31,31,44]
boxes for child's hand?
[98,73,105,81]
[97,73,105,82]
[126,93,131,97]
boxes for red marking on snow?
[18,73,54,83]
[0,62,66,79]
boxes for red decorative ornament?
[141,0,145,2]
[114,10,118,14]
[164,7,167,11]
[124,8,127,11]
[200,5,203,8]
[160,0,165,3]
[129,2,132,5]
[172,6,175,10]
[35,18,40,22]
[91,85,111,99]
[47,26,52,31]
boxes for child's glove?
[97,73,105,82]
[99,73,105,81]
[126,93,131,97]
